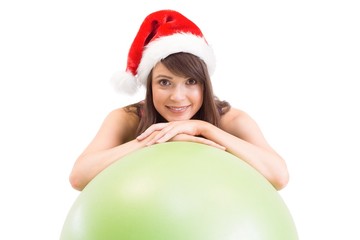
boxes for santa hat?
[111,9,216,94]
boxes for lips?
[166,105,189,113]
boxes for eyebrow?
[154,74,172,79]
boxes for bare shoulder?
[106,107,138,123]
[100,107,140,143]
[220,107,252,124]
[220,107,261,138]
[110,106,139,125]
[79,107,140,155]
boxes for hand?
[170,133,226,150]
[137,120,202,144]
[136,120,225,150]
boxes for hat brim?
[137,33,216,86]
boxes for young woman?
[69,10,289,191]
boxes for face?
[151,62,204,122]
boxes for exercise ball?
[60,142,298,240]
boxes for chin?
[164,115,192,122]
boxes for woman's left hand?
[170,133,225,150]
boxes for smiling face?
[151,62,204,122]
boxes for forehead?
[152,62,185,79]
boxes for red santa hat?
[111,9,216,94]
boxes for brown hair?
[125,52,230,135]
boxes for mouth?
[166,105,190,113]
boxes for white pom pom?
[110,71,139,95]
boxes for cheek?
[192,87,204,105]
[152,89,165,110]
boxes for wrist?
[197,120,212,138]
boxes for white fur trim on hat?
[137,33,216,87]
[110,70,139,95]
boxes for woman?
[69,10,289,191]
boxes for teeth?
[169,106,187,111]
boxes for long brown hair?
[125,52,230,135]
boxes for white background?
[1,0,359,239]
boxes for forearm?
[69,139,145,191]
[200,122,289,190]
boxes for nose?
[170,85,186,101]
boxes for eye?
[158,79,171,86]
[186,78,198,85]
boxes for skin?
[152,63,204,122]
[69,62,289,191]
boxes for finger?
[137,123,169,140]
[171,134,226,151]
[147,128,176,146]
[154,131,176,144]
[153,124,184,144]
[146,122,180,144]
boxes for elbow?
[69,171,86,191]
[272,168,289,191]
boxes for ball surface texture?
[61,142,298,240]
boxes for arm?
[69,108,146,191]
[208,108,289,190]
[137,108,289,190]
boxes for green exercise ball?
[60,142,298,240]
